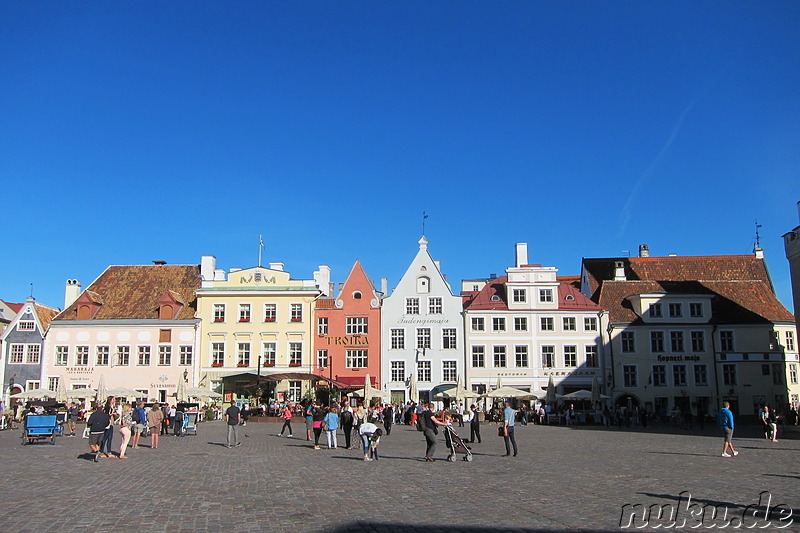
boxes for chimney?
[152,260,167,266]
[201,255,216,281]
[314,265,331,297]
[614,261,626,281]
[380,277,388,296]
[754,246,764,259]
[64,279,81,309]
[638,244,650,258]
[515,243,528,267]
[269,262,284,271]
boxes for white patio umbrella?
[482,386,531,399]
[363,373,375,406]
[65,388,96,400]
[185,387,223,400]
[454,374,477,406]
[176,378,187,403]
[105,387,142,400]
[95,374,107,404]
[591,376,601,406]
[561,389,594,400]
[11,388,57,400]
[56,379,69,403]
[545,375,556,405]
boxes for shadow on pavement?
[323,524,614,533]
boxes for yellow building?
[196,256,330,401]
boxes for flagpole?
[258,235,264,267]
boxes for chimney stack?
[64,279,81,309]
[515,243,529,267]
[314,265,331,297]
[269,262,284,271]
[201,255,216,281]
[614,261,626,281]
[380,277,388,296]
[638,244,650,258]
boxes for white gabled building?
[380,237,463,405]
[463,243,607,401]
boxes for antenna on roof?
[422,211,428,236]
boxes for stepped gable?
[54,264,201,321]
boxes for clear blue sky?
[2,2,799,313]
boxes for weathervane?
[754,220,762,249]
[422,211,428,236]
[258,235,265,267]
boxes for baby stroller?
[443,425,473,462]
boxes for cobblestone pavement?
[0,420,797,532]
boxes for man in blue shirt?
[502,401,518,457]
[718,401,739,458]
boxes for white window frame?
[179,346,193,366]
[442,360,457,382]
[239,303,251,323]
[406,297,420,315]
[345,349,368,369]
[390,328,405,350]
[262,342,276,367]
[442,328,457,350]
[55,345,69,366]
[264,303,277,322]
[390,360,405,382]
[213,303,226,322]
[428,297,443,315]
[317,317,329,335]
[346,316,368,335]
[290,304,303,322]
[159,345,172,366]
[95,346,109,366]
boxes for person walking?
[421,403,447,462]
[225,401,241,448]
[382,403,393,436]
[323,407,339,449]
[86,402,110,463]
[147,403,164,449]
[502,401,518,457]
[304,401,315,441]
[469,404,482,443]
[311,402,325,450]
[278,402,293,438]
[66,402,79,437]
[99,397,117,458]
[718,401,739,457]
[118,404,133,459]
[340,404,354,449]
[130,401,147,449]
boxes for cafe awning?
[245,373,351,389]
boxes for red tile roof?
[54,264,200,321]
[464,275,601,311]
[33,303,60,331]
[584,255,793,324]
[5,302,24,313]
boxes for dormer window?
[689,303,703,318]
[158,290,184,320]
[668,303,682,318]
[74,291,102,320]
[565,295,575,301]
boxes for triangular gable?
[337,260,381,308]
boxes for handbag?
[498,426,506,437]
[321,421,329,432]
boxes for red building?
[313,260,382,395]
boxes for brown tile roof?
[586,255,793,324]
[582,255,773,300]
[464,275,600,312]
[54,264,200,321]
[315,298,337,310]
[33,303,60,331]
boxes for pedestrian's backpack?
[416,415,425,431]
[341,410,353,425]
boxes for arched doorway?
[614,393,640,409]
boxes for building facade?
[195,256,329,402]
[313,260,382,396]
[1,297,59,403]
[42,264,201,403]
[463,244,606,399]
[380,237,463,405]
[582,246,799,417]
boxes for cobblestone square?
[0,420,797,532]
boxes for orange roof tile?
[54,264,200,321]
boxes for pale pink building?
[42,263,201,403]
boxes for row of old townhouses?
[2,231,800,418]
